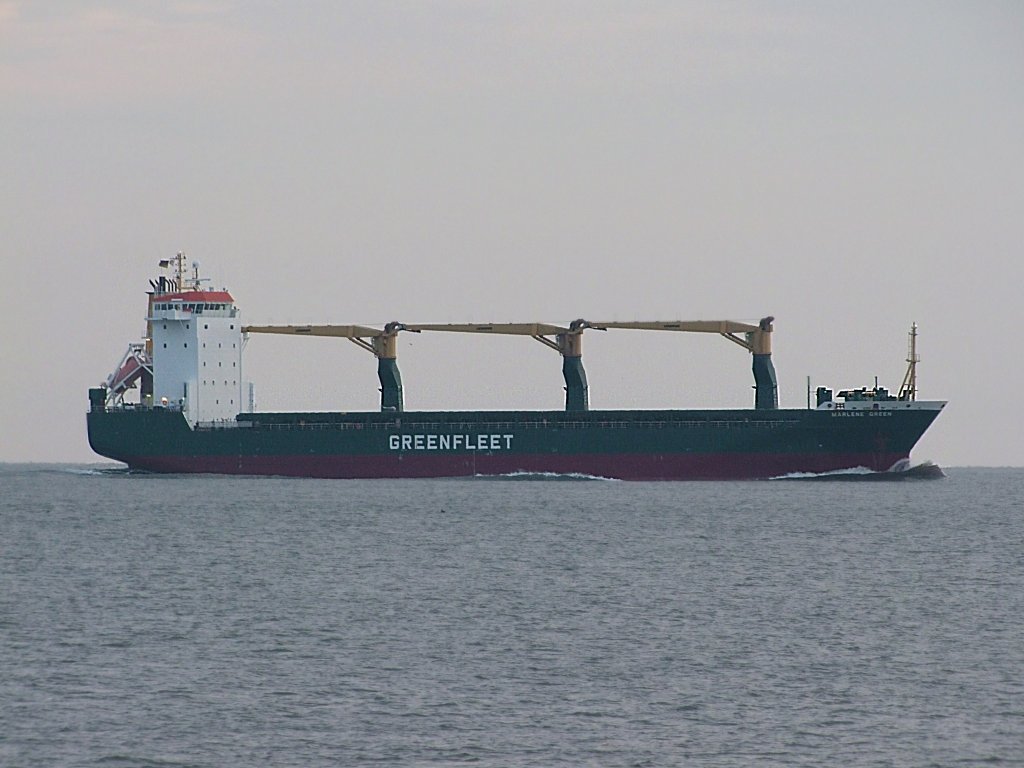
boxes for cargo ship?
[87,256,945,479]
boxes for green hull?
[87,405,941,479]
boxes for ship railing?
[245,417,796,431]
[90,402,185,413]
[194,420,242,430]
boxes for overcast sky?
[2,1,1022,466]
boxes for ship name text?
[389,433,515,451]
[830,411,893,418]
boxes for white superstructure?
[148,255,249,426]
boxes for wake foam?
[771,466,876,480]
[474,470,621,482]
[771,461,945,481]
[49,465,130,477]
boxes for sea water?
[1,464,1022,766]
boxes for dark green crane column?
[562,355,588,412]
[558,325,589,412]
[751,316,778,409]
[373,325,407,413]
[377,358,403,412]
[752,355,777,409]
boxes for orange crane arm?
[242,323,416,358]
[243,324,385,338]
[406,322,568,337]
[589,317,774,354]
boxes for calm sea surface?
[2,464,1022,767]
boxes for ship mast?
[898,322,919,401]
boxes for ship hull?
[87,406,941,480]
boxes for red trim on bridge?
[151,290,234,303]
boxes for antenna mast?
[898,322,919,401]
[161,252,190,292]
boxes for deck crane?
[241,316,778,413]
[241,322,417,412]
[585,316,778,409]
[405,320,598,412]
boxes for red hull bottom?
[119,451,909,480]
